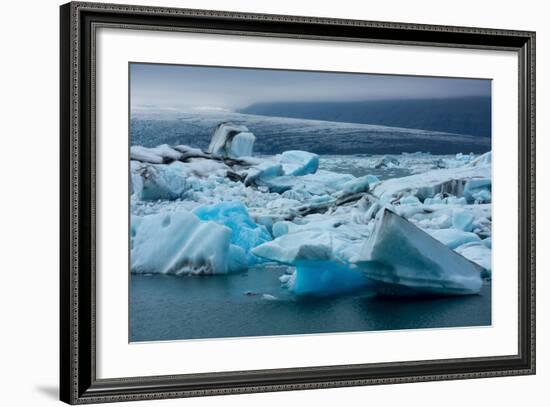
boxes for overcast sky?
[130,63,491,111]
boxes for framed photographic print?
[60,1,536,404]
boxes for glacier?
[130,125,492,299]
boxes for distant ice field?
[131,110,490,155]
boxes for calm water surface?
[130,266,491,342]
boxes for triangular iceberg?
[355,209,483,296]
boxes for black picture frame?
[60,1,536,404]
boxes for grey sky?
[130,63,491,111]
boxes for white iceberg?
[131,210,236,275]
[339,176,371,195]
[131,159,229,201]
[468,151,492,167]
[427,228,481,249]
[244,161,283,186]
[252,230,334,264]
[279,150,319,176]
[399,195,421,206]
[131,161,191,201]
[455,241,492,278]
[355,209,483,295]
[372,163,491,202]
[463,178,492,204]
[207,122,255,158]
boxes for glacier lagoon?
[129,119,492,342]
[130,270,490,341]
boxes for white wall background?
[0,0,546,405]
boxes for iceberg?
[373,163,491,202]
[355,209,483,296]
[339,176,371,195]
[228,132,255,157]
[428,228,481,249]
[468,151,492,167]
[244,161,283,186]
[455,242,492,278]
[399,195,421,206]
[131,161,190,201]
[452,209,475,232]
[207,122,255,158]
[193,201,271,265]
[463,178,492,204]
[279,150,319,176]
[131,210,237,275]
[284,260,372,297]
[252,230,371,296]
[252,230,334,264]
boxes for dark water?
[130,266,491,342]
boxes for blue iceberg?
[193,201,272,265]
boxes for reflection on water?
[130,266,491,342]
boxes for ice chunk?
[184,158,229,178]
[374,155,399,169]
[464,178,491,204]
[207,122,255,158]
[252,229,371,296]
[228,132,255,157]
[301,170,355,192]
[252,231,333,264]
[452,209,475,232]
[468,151,492,167]
[340,176,371,195]
[399,195,421,206]
[365,174,380,184]
[131,161,190,201]
[244,161,283,186]
[228,244,248,272]
[131,210,234,275]
[259,170,355,196]
[428,228,481,249]
[455,242,492,278]
[130,144,183,164]
[261,294,278,301]
[284,260,372,297]
[272,221,291,238]
[373,164,491,201]
[280,150,319,176]
[193,201,271,265]
[356,209,483,295]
